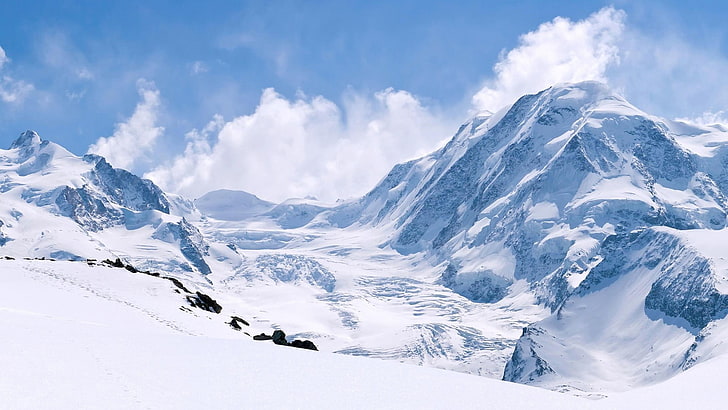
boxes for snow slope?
[2,258,724,409]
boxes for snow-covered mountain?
[5,81,728,399]
[324,81,728,393]
[0,130,214,279]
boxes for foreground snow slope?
[0,259,578,409]
[2,259,723,409]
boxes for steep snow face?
[503,227,728,393]
[0,131,212,277]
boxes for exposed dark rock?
[253,333,273,341]
[103,258,126,268]
[141,270,160,277]
[227,316,250,330]
[503,326,555,383]
[82,154,170,214]
[255,328,319,351]
[290,339,318,351]
[186,291,222,313]
[272,330,288,345]
[54,185,123,231]
[152,219,211,275]
[163,277,191,293]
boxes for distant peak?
[10,130,42,149]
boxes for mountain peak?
[10,130,42,149]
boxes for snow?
[0,259,578,409]
[194,189,275,221]
[3,258,726,409]
[5,81,728,406]
[526,201,559,221]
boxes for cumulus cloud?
[145,5,728,203]
[470,5,728,122]
[145,88,454,202]
[88,79,163,170]
[472,7,625,112]
[0,46,34,103]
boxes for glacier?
[4,81,728,397]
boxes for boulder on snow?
[227,316,250,330]
[272,330,288,345]
[253,333,272,341]
[186,291,222,313]
[290,339,318,351]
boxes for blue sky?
[1,1,728,201]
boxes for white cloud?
[472,7,625,112]
[0,76,34,103]
[37,30,94,83]
[88,79,163,170]
[66,89,87,101]
[469,5,728,123]
[145,88,454,202]
[142,6,728,204]
[0,45,34,103]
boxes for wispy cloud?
[88,79,163,170]
[145,87,455,202]
[609,25,728,124]
[676,111,728,127]
[0,45,34,103]
[191,61,208,75]
[0,46,8,69]
[37,30,94,82]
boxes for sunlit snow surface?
[1,259,724,409]
[5,82,728,403]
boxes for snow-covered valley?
[5,81,728,406]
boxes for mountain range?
[4,81,728,397]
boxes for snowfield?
[1,259,724,409]
[0,259,576,409]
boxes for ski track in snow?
[22,263,196,335]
